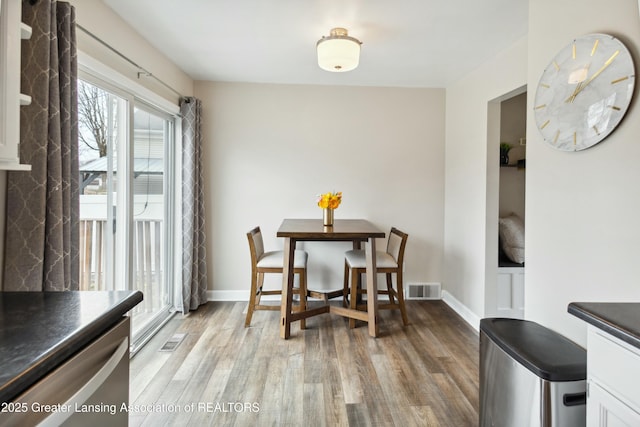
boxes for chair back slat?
[387,233,403,261]
[387,227,408,264]
[253,230,264,259]
[247,227,265,266]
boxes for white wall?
[195,82,445,298]
[444,0,640,345]
[526,0,640,346]
[443,37,528,321]
[69,0,194,102]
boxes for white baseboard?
[207,290,285,302]
[207,290,246,301]
[441,290,480,333]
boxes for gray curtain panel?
[180,97,207,312]
[3,0,79,291]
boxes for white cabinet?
[587,382,640,427]
[496,267,524,319]
[0,0,31,170]
[587,327,640,426]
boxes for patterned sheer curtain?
[180,97,207,312]
[3,0,79,291]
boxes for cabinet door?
[496,268,524,319]
[588,381,640,427]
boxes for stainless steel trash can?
[480,318,587,427]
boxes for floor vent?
[159,333,186,352]
[406,283,441,300]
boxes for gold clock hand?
[565,80,585,103]
[566,50,619,102]
[565,63,592,103]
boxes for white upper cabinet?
[0,0,31,170]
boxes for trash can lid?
[480,318,586,382]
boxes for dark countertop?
[0,291,143,403]
[568,302,640,349]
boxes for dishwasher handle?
[38,337,129,427]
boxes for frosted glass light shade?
[317,28,361,72]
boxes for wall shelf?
[0,161,32,171]
[20,22,31,40]
[19,94,31,106]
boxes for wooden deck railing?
[79,219,106,291]
[79,218,165,314]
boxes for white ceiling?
[102,0,528,88]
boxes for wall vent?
[406,282,441,300]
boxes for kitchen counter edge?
[0,290,143,403]
[568,302,640,350]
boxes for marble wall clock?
[533,33,635,151]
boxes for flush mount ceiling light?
[316,27,362,72]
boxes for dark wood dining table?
[277,218,386,339]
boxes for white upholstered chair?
[245,226,308,328]
[343,227,409,328]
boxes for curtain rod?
[76,23,185,100]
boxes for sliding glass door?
[78,79,126,295]
[130,103,174,342]
[78,77,175,348]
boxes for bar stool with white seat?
[246,226,308,328]
[343,227,409,328]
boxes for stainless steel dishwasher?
[4,317,130,426]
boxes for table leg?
[364,237,378,337]
[353,240,364,305]
[280,237,296,339]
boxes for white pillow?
[499,214,525,264]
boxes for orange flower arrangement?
[317,191,342,209]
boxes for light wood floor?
[129,300,480,427]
